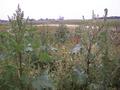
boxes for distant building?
[59,16,64,20]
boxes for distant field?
[1,19,120,32]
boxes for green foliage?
[32,70,54,90]
[0,5,120,90]
[0,65,19,90]
[39,52,53,63]
[55,24,69,43]
[111,66,120,89]
[72,66,88,86]
[0,5,36,90]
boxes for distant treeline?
[1,16,120,24]
[98,16,120,19]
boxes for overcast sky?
[0,0,120,20]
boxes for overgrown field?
[0,6,120,90]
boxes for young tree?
[55,24,69,43]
